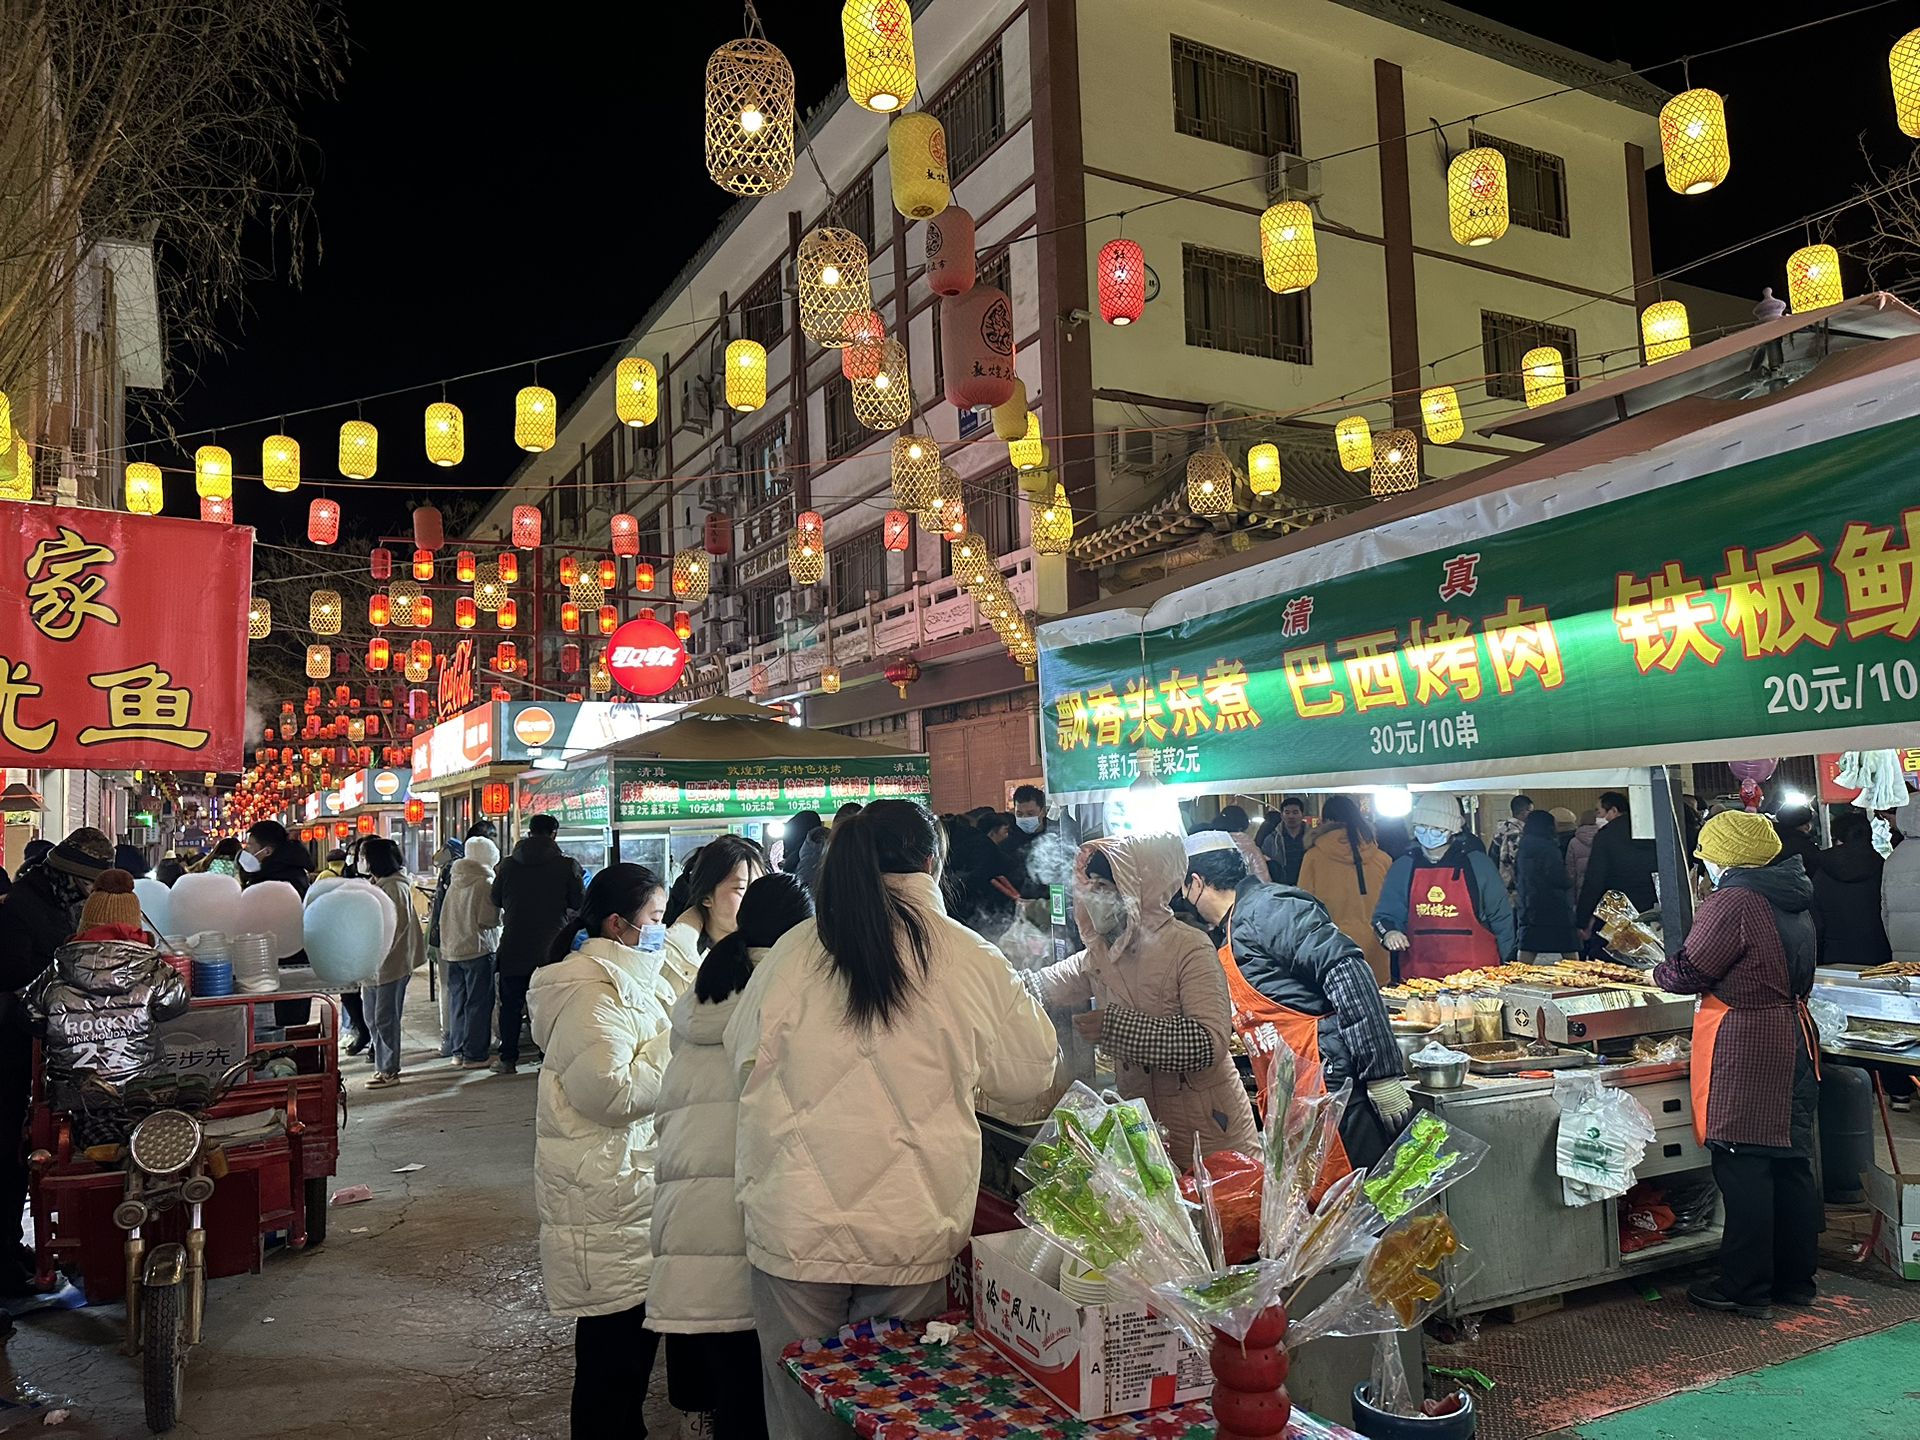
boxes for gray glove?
[1368,1077,1415,1130]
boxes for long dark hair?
[817,800,942,1029]
[697,872,814,1003]
[1320,794,1374,896]
[677,835,765,940]
[554,863,664,963]
[361,836,401,878]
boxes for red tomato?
[1210,1383,1292,1437]
[1208,1339,1289,1391]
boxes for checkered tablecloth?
[781,1313,1365,1439]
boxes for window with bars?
[557,466,583,534]
[1468,130,1569,237]
[738,262,786,349]
[1171,37,1300,157]
[1182,244,1311,363]
[929,42,1005,182]
[969,466,1022,556]
[737,420,789,509]
[932,249,1011,400]
[813,173,876,254]
[591,433,618,511]
[831,526,889,608]
[823,371,863,460]
[1481,311,1580,401]
[637,504,663,562]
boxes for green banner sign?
[1040,412,1920,796]
[518,754,933,825]
[519,761,612,826]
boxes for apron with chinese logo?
[1401,861,1502,982]
[1689,993,1821,1147]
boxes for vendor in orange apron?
[1652,810,1822,1319]
[1370,794,1513,982]
[1180,832,1413,1172]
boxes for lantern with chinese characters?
[125,461,163,515]
[1521,346,1566,408]
[891,434,939,512]
[308,498,340,545]
[310,590,342,635]
[939,285,1016,409]
[370,547,392,580]
[1660,89,1730,195]
[1008,413,1044,471]
[843,0,914,113]
[412,548,434,581]
[1447,147,1508,246]
[1094,237,1148,324]
[560,555,580,587]
[1032,485,1073,554]
[703,512,732,556]
[598,604,618,635]
[821,665,842,694]
[552,599,576,634]
[1335,417,1373,473]
[797,227,872,347]
[726,339,767,411]
[367,636,390,671]
[704,36,796,195]
[924,204,976,297]
[481,782,511,816]
[334,648,352,677]
[853,339,911,428]
[672,549,709,602]
[1787,244,1843,312]
[1421,386,1463,444]
[1259,202,1318,291]
[389,581,420,626]
[1370,429,1419,498]
[425,401,464,465]
[883,509,912,551]
[616,356,660,425]
[597,557,617,588]
[413,593,434,628]
[887,111,948,218]
[260,434,300,492]
[884,656,920,698]
[455,596,477,629]
[446,550,471,584]
[306,645,331,679]
[494,642,516,672]
[513,505,541,547]
[1246,443,1281,497]
[405,640,433,683]
[1641,300,1691,362]
[560,643,581,674]
[195,444,232,499]
[516,386,557,451]
[610,513,639,556]
[248,596,272,639]
[840,310,887,380]
[339,420,377,479]
[406,689,430,721]
[673,612,693,641]
[405,797,426,824]
[1186,446,1235,517]
[497,551,518,584]
[498,599,518,629]
[788,512,826,586]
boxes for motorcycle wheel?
[141,1282,186,1433]
[304,1178,328,1247]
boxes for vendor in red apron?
[1371,793,1513,982]
[1180,832,1412,1170]
[1652,810,1820,1318]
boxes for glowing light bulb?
[872,92,899,111]
[873,373,890,389]
[821,264,840,285]
[740,107,764,132]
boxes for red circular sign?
[606,617,688,697]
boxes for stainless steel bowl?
[1411,1058,1469,1090]
[1393,1025,1440,1067]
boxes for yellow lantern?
[1032,483,1073,554]
[1895,30,1920,138]
[616,357,658,426]
[924,464,964,533]
[389,580,421,627]
[516,386,556,452]
[404,643,434,684]
[1186,445,1235,517]
[787,516,825,587]
[472,561,505,614]
[310,589,342,635]
[1447,147,1508,247]
[1246,442,1281,496]
[1259,202,1318,292]
[672,548,710,604]
[0,437,27,501]
[992,379,1029,440]
[704,36,796,196]
[821,665,842,694]
[1370,429,1419,498]
[125,460,164,515]
[1786,244,1844,312]
[258,434,299,493]
[195,444,232,499]
[843,0,915,114]
[887,111,949,218]
[1659,89,1730,195]
[853,339,912,429]
[797,228,872,347]
[247,596,271,639]
[949,531,990,587]
[589,654,613,695]
[1420,387,1463,445]
[1335,417,1373,472]
[305,645,331,680]
[425,402,465,466]
[1521,346,1566,408]
[1641,301,1692,362]
[0,390,10,451]
[569,573,605,609]
[726,339,768,411]
[1008,413,1045,471]
[338,420,377,480]
[891,433,940,512]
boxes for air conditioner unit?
[709,593,745,621]
[714,444,740,472]
[680,376,713,430]
[698,473,740,509]
[1265,151,1323,205]
[628,445,657,479]
[1109,428,1156,473]
[773,588,824,624]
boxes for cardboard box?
[971,1229,1210,1421]
[1870,1208,1920,1282]
[1864,1163,1920,1228]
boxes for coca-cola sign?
[606,617,688,697]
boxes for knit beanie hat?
[1409,792,1464,834]
[1695,810,1782,869]
[77,869,144,931]
[49,826,113,880]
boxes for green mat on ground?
[1574,1322,1920,1440]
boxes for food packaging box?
[971,1228,1210,1420]
[1864,1163,1920,1227]
[1870,1208,1920,1282]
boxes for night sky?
[138,1,1920,548]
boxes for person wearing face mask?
[1653,812,1819,1319]
[1034,836,1260,1169]
[244,821,316,1028]
[1371,794,1513,982]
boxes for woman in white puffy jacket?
[527,862,672,1438]
[649,871,814,1440]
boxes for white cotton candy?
[168,872,243,940]
[304,876,355,906]
[303,886,388,986]
[237,880,306,959]
[132,877,171,938]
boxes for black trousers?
[574,1301,660,1438]
[498,973,531,1064]
[1710,1144,1821,1307]
[666,1329,770,1439]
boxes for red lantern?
[497,599,518,629]
[605,616,689,696]
[333,684,351,707]
[357,814,376,835]
[491,683,512,701]
[559,555,579,586]
[598,557,617,588]
[407,688,431,720]
[1097,238,1146,325]
[455,596,477,629]
[455,550,476,582]
[404,797,426,824]
[634,562,656,592]
[370,547,393,580]
[308,498,340,545]
[599,605,618,635]
[409,638,432,670]
[940,284,1016,409]
[369,593,391,627]
[883,509,912,550]
[638,607,656,622]
[610,514,638,556]
[333,649,352,677]
[335,821,352,840]
[414,594,434,627]
[201,495,232,524]
[703,512,732,556]
[885,656,921,697]
[840,310,887,380]
[412,548,435,580]
[367,637,390,671]
[494,641,516,671]
[565,691,584,702]
[498,551,518,584]
[561,601,580,633]
[413,504,444,551]
[925,204,977,297]
[560,643,581,674]
[673,611,693,640]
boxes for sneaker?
[447,1055,467,1068]
[489,1060,518,1076]
[344,1034,368,1057]
[366,1072,400,1089]
[1687,1280,1771,1320]
[1892,1092,1913,1113]
[458,1059,491,1070]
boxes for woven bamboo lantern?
[513,504,542,547]
[308,498,341,545]
[1246,443,1281,496]
[926,466,965,537]
[1787,244,1843,312]
[788,511,826,586]
[570,574,605,609]
[1521,346,1567,408]
[0,392,9,451]
[405,641,433,683]
[498,551,519,583]
[797,228,872,347]
[498,599,519,630]
[389,581,421,627]
[1007,413,1045,472]
[262,434,300,492]
[516,386,557,452]
[616,358,659,429]
[1641,301,1692,362]
[949,531,990,588]
[672,548,710,603]
[1335,417,1373,472]
[843,0,915,113]
[704,36,796,196]
[424,402,464,466]
[1447,147,1508,246]
[1032,484,1073,554]
[367,637,390,672]
[308,590,341,636]
[195,445,232,499]
[1659,89,1730,195]
[1097,239,1146,323]
[940,284,1017,408]
[598,557,617,588]
[726,339,768,411]
[1420,387,1463,445]
[125,461,163,515]
[891,434,940,512]
[840,310,887,380]
[306,645,332,680]
[1186,446,1235,517]
[924,205,976,297]
[887,111,949,217]
[992,379,1029,440]
[473,561,505,613]
[414,594,434,628]
[883,509,912,550]
[248,597,271,639]
[339,420,378,479]
[610,513,639,556]
[1260,202,1318,291]
[369,593,391,628]
[412,548,435,581]
[1370,430,1419,498]
[455,596,477,629]
[821,665,842,694]
[590,655,612,695]
[1896,31,1920,137]
[0,436,26,502]
[853,339,912,428]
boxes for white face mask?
[1079,886,1127,940]
[1703,859,1726,886]
[237,849,262,873]
[1015,814,1042,834]
[1413,825,1452,854]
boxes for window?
[747,584,780,643]
[1468,130,1569,237]
[814,173,876,253]
[928,42,1005,182]
[968,466,1022,556]
[1481,311,1579,402]
[739,262,785,350]
[1171,37,1299,157]
[1182,244,1311,363]
[933,250,1011,400]
[737,421,789,510]
[557,466,583,534]
[637,504,663,563]
[823,372,863,460]
[831,526,888,608]
[590,433,618,511]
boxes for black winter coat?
[244,843,311,897]
[1575,817,1658,928]
[491,836,584,977]
[1515,831,1580,954]
[1812,840,1892,968]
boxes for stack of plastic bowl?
[1057,1254,1110,1306]
[188,934,234,998]
[229,932,279,995]
[1002,1227,1064,1288]
[158,938,194,988]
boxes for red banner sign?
[0,503,251,770]
[607,617,688,697]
